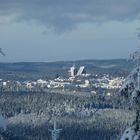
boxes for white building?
[77,66,86,76]
[69,66,77,77]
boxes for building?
[69,66,77,77]
[77,66,86,76]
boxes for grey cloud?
[0,0,140,32]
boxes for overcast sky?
[0,0,140,62]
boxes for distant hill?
[0,59,134,80]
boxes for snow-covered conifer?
[120,49,140,140]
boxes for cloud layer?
[0,0,140,32]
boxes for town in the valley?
[0,65,124,96]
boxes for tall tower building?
[69,65,77,77]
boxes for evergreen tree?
[119,48,140,140]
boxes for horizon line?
[0,58,131,63]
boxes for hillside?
[0,59,134,80]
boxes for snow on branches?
[120,49,140,140]
[130,48,140,66]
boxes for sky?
[0,0,140,62]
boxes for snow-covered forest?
[0,42,139,140]
[0,58,138,140]
[0,90,135,140]
[0,53,139,140]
